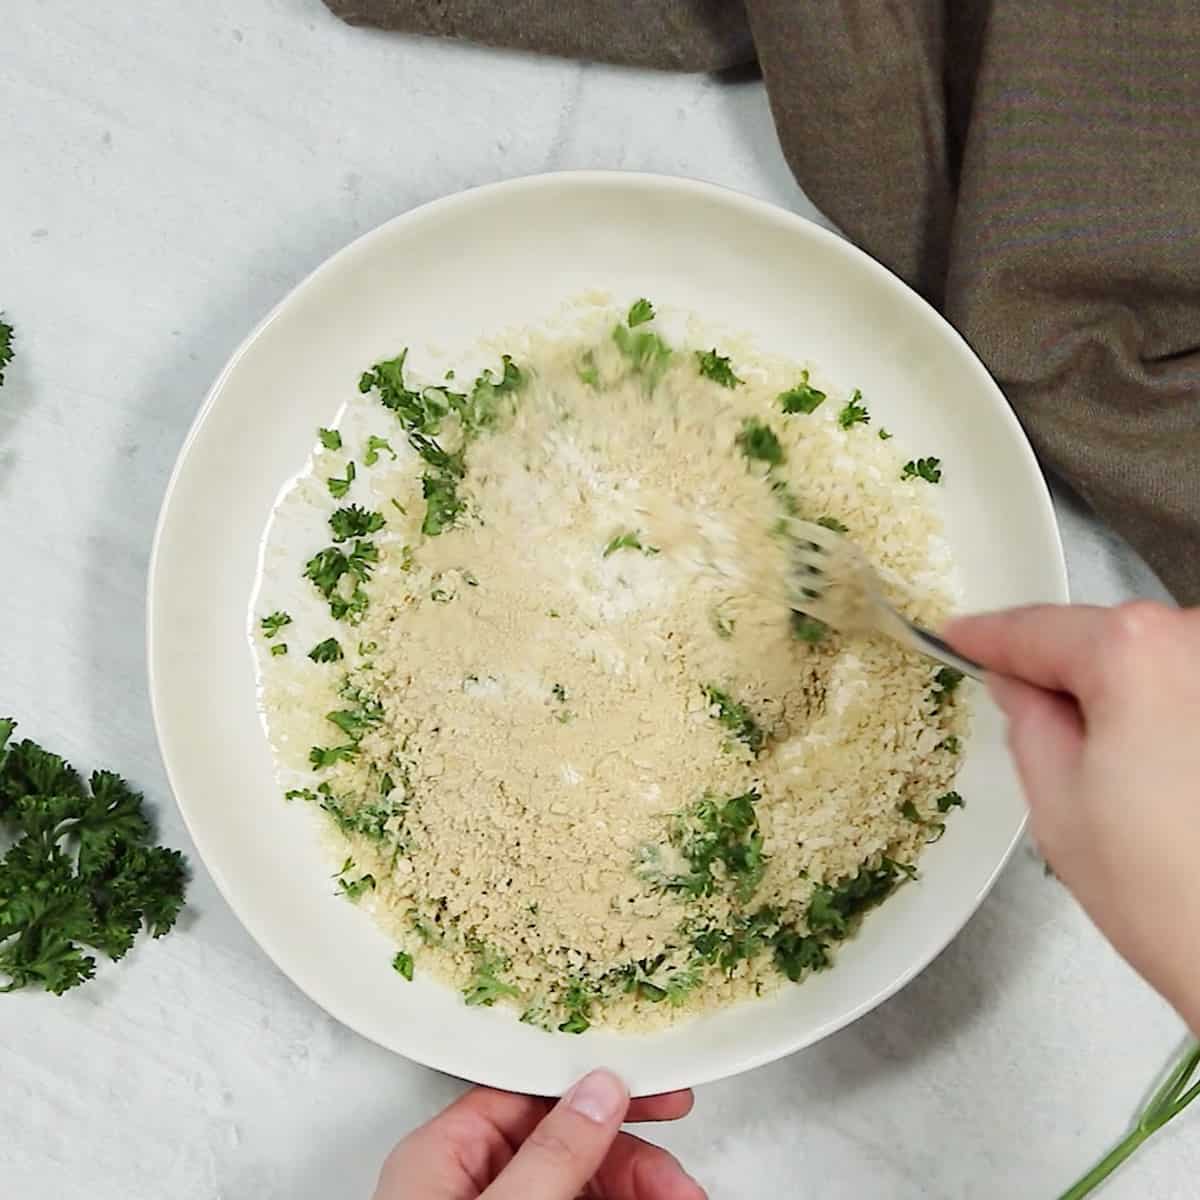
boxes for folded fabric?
[324,0,1200,603]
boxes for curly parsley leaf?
[791,612,829,644]
[778,371,825,414]
[260,611,292,639]
[902,456,942,484]
[932,666,965,709]
[0,317,12,388]
[327,460,356,499]
[329,505,385,542]
[308,638,344,664]
[363,435,396,466]
[703,686,766,754]
[696,348,742,389]
[736,418,785,467]
[612,323,672,386]
[837,389,870,429]
[0,721,187,994]
[627,298,655,327]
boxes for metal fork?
[787,519,983,680]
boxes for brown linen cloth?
[324,0,1200,603]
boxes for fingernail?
[566,1068,627,1124]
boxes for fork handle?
[905,624,985,681]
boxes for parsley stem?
[1057,1040,1200,1200]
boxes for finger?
[483,1070,629,1200]
[380,1089,549,1198]
[625,1092,694,1123]
[944,605,1111,701]
[988,674,1084,817]
[590,1129,708,1200]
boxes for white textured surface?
[0,2,1185,1197]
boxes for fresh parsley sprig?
[0,721,187,994]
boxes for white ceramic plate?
[148,172,1067,1096]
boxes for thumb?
[482,1070,629,1200]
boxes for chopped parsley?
[602,530,658,557]
[878,427,893,440]
[421,472,464,536]
[939,735,961,754]
[703,685,766,755]
[932,666,965,709]
[308,744,357,769]
[612,323,672,386]
[696,348,742,388]
[392,951,414,981]
[936,791,964,813]
[318,427,342,451]
[0,720,187,994]
[463,946,520,1007]
[627,298,655,327]
[791,612,828,644]
[327,460,356,499]
[736,418,785,467]
[902,457,942,484]
[0,317,12,387]
[308,638,344,663]
[837,389,870,429]
[901,799,922,823]
[363,435,396,466]
[815,516,849,533]
[778,371,825,414]
[260,611,292,639]
[329,505,385,542]
[660,790,767,903]
[577,350,600,387]
[336,867,376,901]
[270,643,288,657]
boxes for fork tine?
[782,517,844,552]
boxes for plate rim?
[147,169,1069,1094]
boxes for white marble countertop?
[2,3,1190,1197]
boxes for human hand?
[373,1069,706,1200]
[946,602,1200,1028]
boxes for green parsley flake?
[364,435,397,466]
[704,685,766,754]
[309,744,357,769]
[696,348,742,388]
[736,418,785,467]
[327,461,356,498]
[791,612,828,644]
[270,643,288,657]
[932,666,965,709]
[308,638,344,663]
[878,427,893,441]
[603,530,658,557]
[318,427,342,451]
[902,457,942,483]
[778,371,825,414]
[392,951,414,980]
[936,791,964,813]
[612,323,672,386]
[815,516,849,533]
[329,504,386,542]
[627,298,655,327]
[837,389,870,429]
[0,317,12,387]
[260,611,292,639]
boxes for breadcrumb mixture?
[257,305,967,1034]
